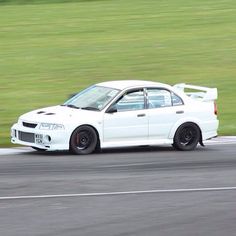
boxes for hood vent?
[37,111,46,114]
[36,111,55,115]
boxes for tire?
[173,123,200,151]
[70,125,98,155]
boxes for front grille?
[18,131,35,143]
[22,122,37,128]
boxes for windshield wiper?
[61,105,99,111]
[81,106,100,111]
[61,104,80,109]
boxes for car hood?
[19,105,99,124]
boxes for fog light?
[44,135,51,143]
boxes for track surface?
[0,143,236,236]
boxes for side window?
[147,89,172,108]
[171,93,184,106]
[115,90,145,112]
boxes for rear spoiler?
[173,83,218,102]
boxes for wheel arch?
[169,118,203,142]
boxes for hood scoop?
[37,111,55,115]
[37,111,46,114]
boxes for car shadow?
[21,145,208,156]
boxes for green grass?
[1,0,236,146]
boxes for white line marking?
[205,136,236,145]
[1,187,236,201]
[205,142,236,146]
[0,147,32,155]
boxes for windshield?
[63,86,120,111]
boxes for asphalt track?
[0,138,236,236]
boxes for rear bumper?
[201,119,219,141]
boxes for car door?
[103,89,148,143]
[146,88,185,140]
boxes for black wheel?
[173,123,200,151]
[70,126,98,155]
[31,147,46,151]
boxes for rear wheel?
[173,123,200,151]
[70,126,98,155]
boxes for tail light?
[214,101,218,115]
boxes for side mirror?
[106,104,117,113]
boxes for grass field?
[1,0,236,146]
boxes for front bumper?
[11,123,70,151]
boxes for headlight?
[39,123,65,130]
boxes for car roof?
[96,80,171,90]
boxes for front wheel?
[173,123,200,151]
[70,126,98,155]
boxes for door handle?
[176,110,184,114]
[137,113,146,117]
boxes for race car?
[11,80,219,154]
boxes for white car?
[11,80,219,154]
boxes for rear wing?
[173,83,218,102]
